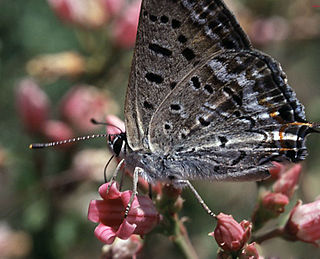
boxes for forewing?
[124,0,251,150]
[149,50,309,180]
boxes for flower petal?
[116,219,137,240]
[99,182,121,200]
[94,224,117,244]
[88,200,100,223]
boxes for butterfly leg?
[176,180,216,218]
[107,158,125,193]
[124,166,143,217]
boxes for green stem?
[171,216,199,259]
[252,227,284,244]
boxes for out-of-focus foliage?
[0,0,319,258]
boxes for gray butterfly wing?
[148,50,309,181]
[125,0,251,151]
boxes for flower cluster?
[47,0,141,48]
[16,80,112,148]
[88,182,160,244]
[252,163,302,229]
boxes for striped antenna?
[29,134,109,149]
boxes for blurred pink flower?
[48,0,109,28]
[210,213,251,252]
[273,164,302,198]
[102,235,143,259]
[0,223,32,258]
[60,86,110,133]
[106,115,125,136]
[42,120,74,148]
[102,0,124,17]
[88,182,160,244]
[284,199,320,246]
[249,17,289,46]
[112,0,141,48]
[261,192,289,214]
[16,79,50,134]
[26,52,85,81]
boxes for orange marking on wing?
[280,148,294,152]
[289,122,313,127]
[279,125,287,142]
[270,111,278,118]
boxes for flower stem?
[171,216,199,259]
[252,227,284,244]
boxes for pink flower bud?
[269,162,286,180]
[112,0,141,48]
[210,213,252,252]
[262,192,289,214]
[88,182,160,244]
[42,120,74,148]
[60,86,110,133]
[284,199,320,246]
[273,164,302,198]
[48,0,109,28]
[16,79,50,134]
[239,242,260,259]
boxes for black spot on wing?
[143,101,153,109]
[149,14,157,22]
[182,48,196,61]
[191,76,201,89]
[178,35,187,43]
[160,15,169,23]
[149,43,172,57]
[145,72,164,84]
[218,136,228,147]
[172,19,181,28]
[199,117,210,126]
[170,104,181,111]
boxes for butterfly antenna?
[91,118,123,133]
[29,134,108,149]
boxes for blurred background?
[0,0,319,258]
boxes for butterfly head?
[108,132,127,157]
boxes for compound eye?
[113,137,123,156]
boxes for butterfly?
[108,0,319,188]
[31,0,319,215]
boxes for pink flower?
[249,17,289,46]
[102,235,143,259]
[60,86,110,133]
[42,120,74,148]
[112,0,141,48]
[273,164,302,198]
[106,115,125,136]
[262,192,289,214]
[284,199,320,246]
[88,182,160,244]
[210,213,252,252]
[48,0,109,28]
[102,0,124,17]
[16,79,50,134]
